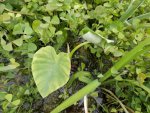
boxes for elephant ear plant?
[31,0,150,112]
[31,31,100,98]
[31,35,150,113]
[31,46,71,98]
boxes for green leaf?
[32,46,71,98]
[13,38,23,46]
[13,23,33,35]
[12,99,20,106]
[13,23,24,35]
[67,71,91,87]
[56,30,63,35]
[24,23,33,35]
[0,58,20,72]
[49,25,56,35]
[115,75,123,81]
[43,16,51,23]
[111,108,117,112]
[51,15,60,25]
[0,92,7,101]
[109,21,124,33]
[111,67,118,74]
[0,3,5,14]
[1,13,11,22]
[46,0,62,11]
[15,42,37,54]
[5,94,12,102]
[1,37,13,51]
[32,20,55,44]
[113,50,123,57]
[54,30,67,50]
[94,0,101,4]
[2,43,13,51]
[27,42,37,52]
[32,20,41,33]
[137,73,147,84]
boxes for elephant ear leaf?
[32,46,71,98]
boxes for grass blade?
[102,88,129,113]
[100,38,150,82]
[119,0,144,22]
[140,23,150,28]
[128,12,150,23]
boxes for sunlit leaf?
[137,73,147,84]
[0,92,7,101]
[0,3,5,14]
[5,94,12,102]
[13,38,23,46]
[1,13,11,22]
[32,46,71,98]
[51,15,60,25]
[1,37,13,51]
[12,99,20,106]
[32,20,41,33]
[13,23,24,35]
[24,23,33,35]
[0,58,20,72]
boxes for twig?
[84,95,88,113]
[102,88,129,113]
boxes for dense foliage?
[0,0,150,113]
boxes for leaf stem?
[69,41,90,59]
[51,79,100,113]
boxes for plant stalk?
[69,41,90,59]
[84,95,88,113]
[51,37,150,113]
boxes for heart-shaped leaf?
[32,46,71,98]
